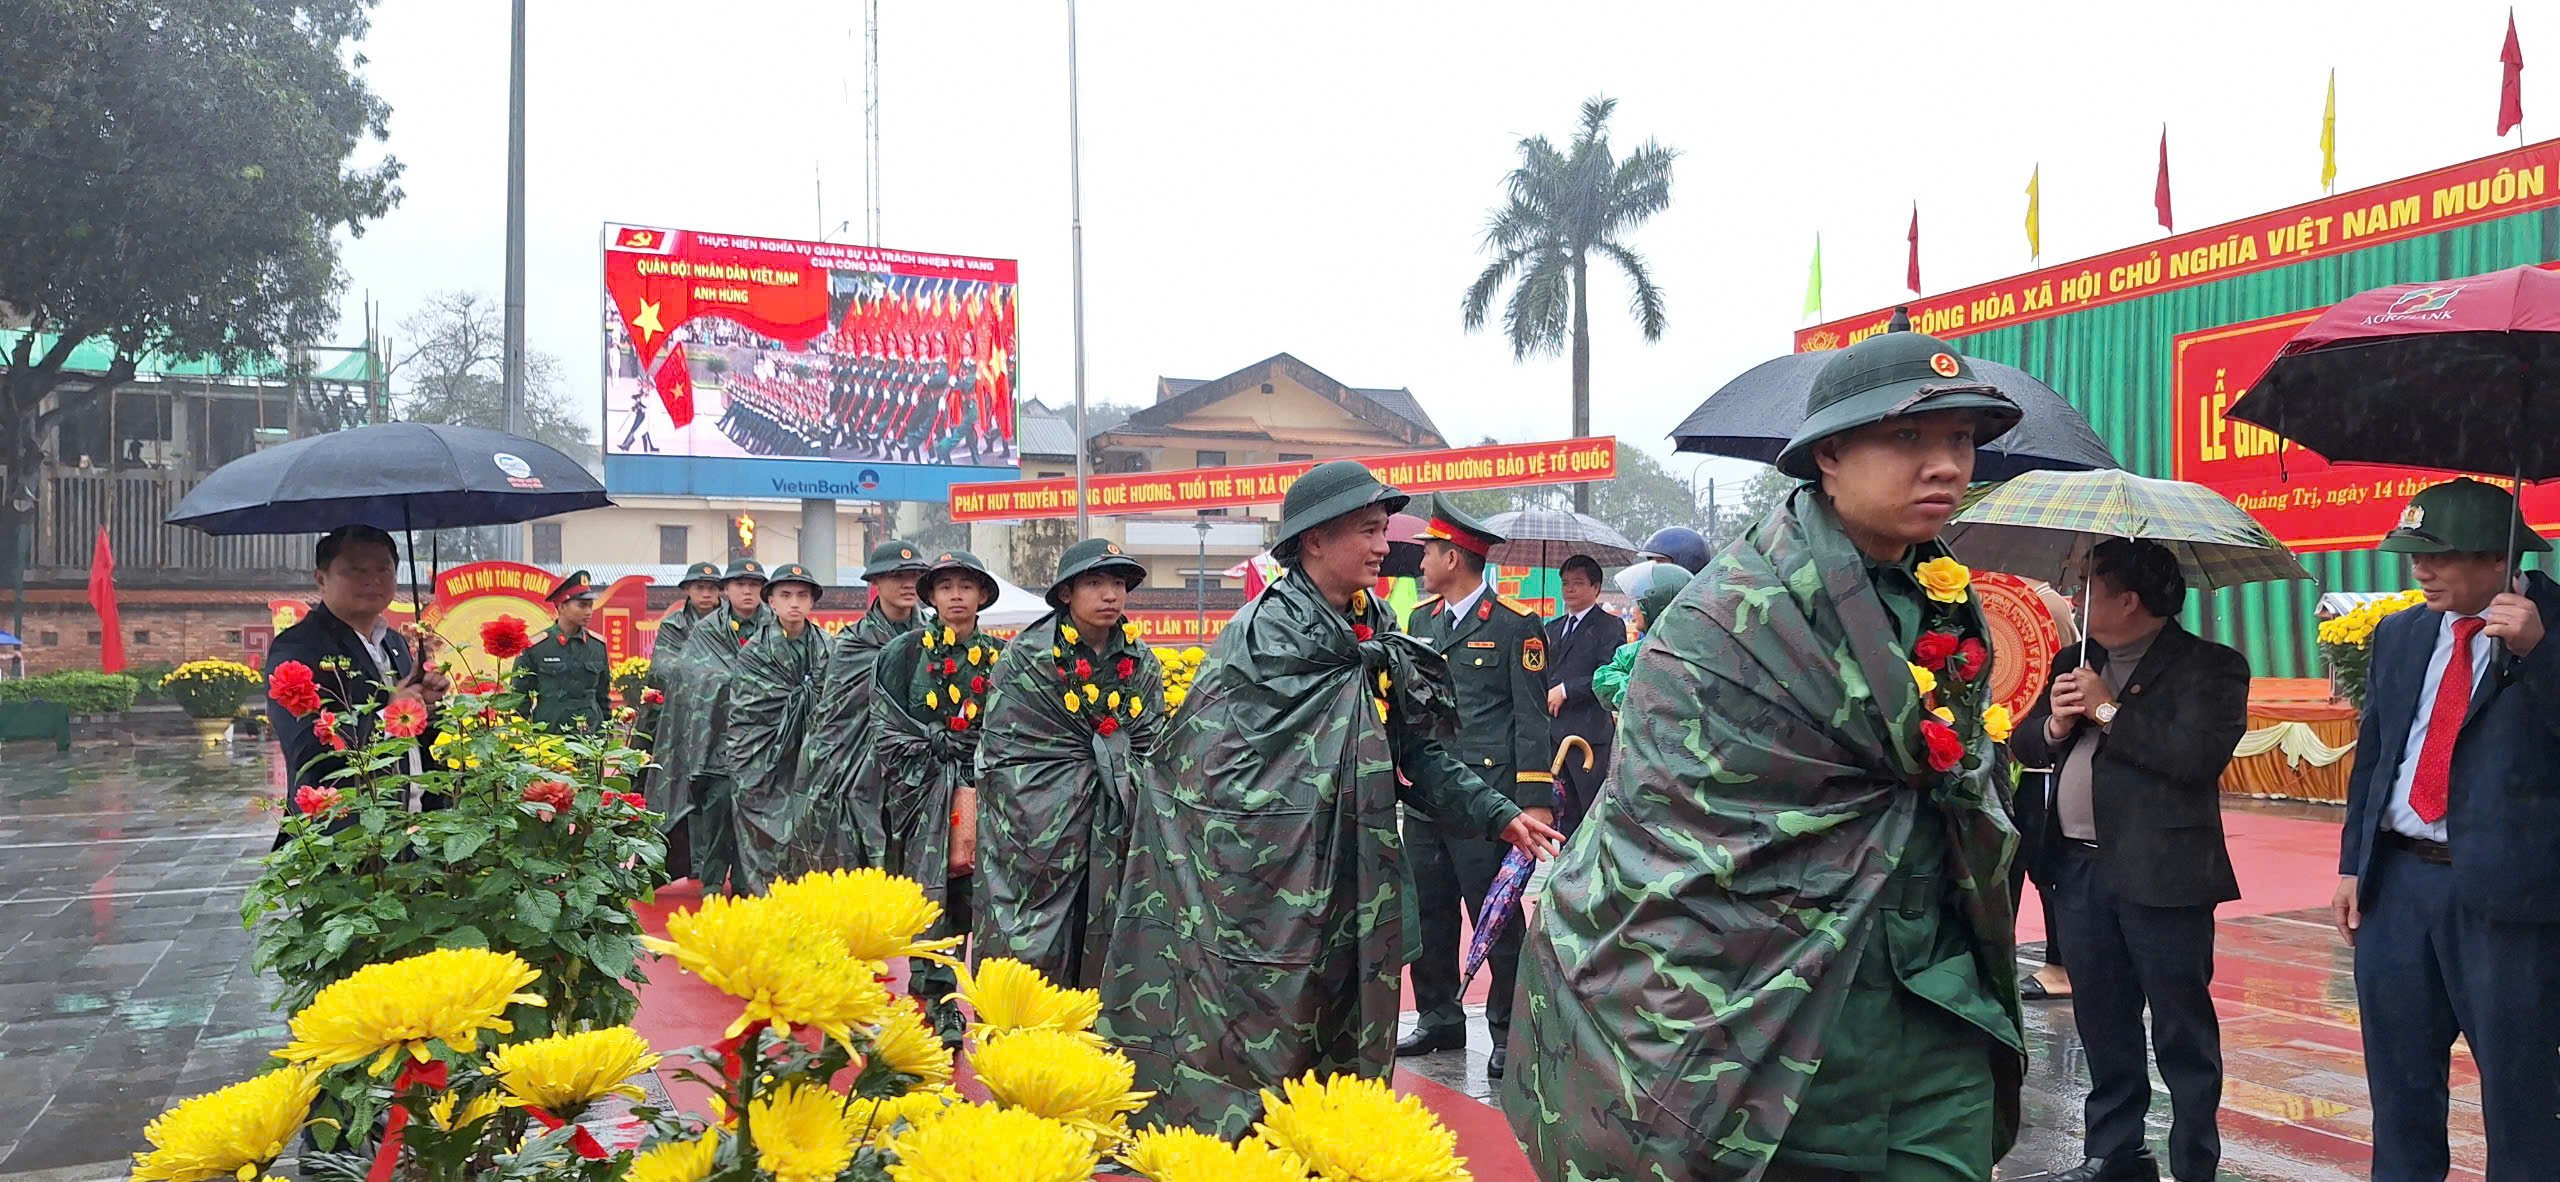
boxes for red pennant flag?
[87,526,124,673]
[654,343,696,428]
[2501,10,2526,136]
[1906,204,1921,294]
[2156,126,2176,231]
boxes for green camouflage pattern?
[794,608,923,871]
[514,623,611,731]
[1097,569,1522,1139]
[870,624,1006,1004]
[672,605,768,889]
[1502,486,2023,1180]
[972,611,1166,989]
[637,604,719,816]
[714,613,822,896]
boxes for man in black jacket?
[264,526,450,834]
[2011,538,2248,1182]
[1542,555,1627,835]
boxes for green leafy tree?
[0,0,400,524]
[1462,96,1676,514]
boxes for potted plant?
[2317,588,2426,709]
[161,659,263,744]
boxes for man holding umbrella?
[266,525,451,820]
[794,539,932,872]
[974,538,1165,989]
[1398,495,1555,1079]
[515,570,611,732]
[2336,478,2560,1178]
[1507,331,2027,1180]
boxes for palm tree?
[1462,96,1676,514]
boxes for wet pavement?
[0,737,2484,1180]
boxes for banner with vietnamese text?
[947,436,1619,522]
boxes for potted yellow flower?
[2318,589,2426,709]
[160,659,263,744]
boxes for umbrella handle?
[1551,734,1594,777]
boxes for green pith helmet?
[545,569,598,604]
[722,558,768,585]
[1419,493,1504,559]
[1636,563,1695,629]
[759,562,823,599]
[1774,331,2024,479]
[679,561,723,586]
[1273,460,1409,561]
[1048,537,1147,608]
[2378,477,2551,556]
[923,549,1001,609]
[862,538,931,580]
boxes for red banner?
[2171,308,2560,550]
[1797,138,2560,351]
[947,437,1620,523]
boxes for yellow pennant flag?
[2024,165,2042,261]
[2320,69,2338,191]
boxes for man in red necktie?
[2335,477,2560,1180]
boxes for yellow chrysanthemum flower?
[885,1101,1098,1182]
[1060,625,1080,645]
[1120,1127,1312,1182]
[1256,1072,1470,1182]
[846,1086,960,1147]
[1182,646,1206,662]
[748,1082,855,1182]
[769,868,964,967]
[968,1028,1151,1143]
[131,1064,321,1182]
[955,958,1103,1044]
[638,894,894,1049]
[626,1133,721,1182]
[486,1026,659,1113]
[429,1089,503,1132]
[274,949,545,1073]
[1982,703,2016,743]
[1908,662,1937,695]
[1914,555,1972,604]
[868,1001,956,1087]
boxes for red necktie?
[2408,616,2487,824]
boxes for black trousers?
[2008,769,2068,971]
[1404,812,1520,1041]
[2050,840,2222,1181]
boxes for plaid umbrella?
[1462,737,1593,990]
[1483,510,1641,569]
[1944,468,2312,591]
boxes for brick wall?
[12,596,293,677]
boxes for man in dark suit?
[1542,554,1627,836]
[2011,538,2248,1182]
[264,525,449,831]
[1397,496,1554,1079]
[2334,478,2560,1180]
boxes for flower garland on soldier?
[1053,620,1153,738]
[1906,556,2017,774]
[918,625,999,733]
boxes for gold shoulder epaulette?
[1498,596,1540,617]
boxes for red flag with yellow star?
[654,344,696,428]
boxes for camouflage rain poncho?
[870,626,1005,976]
[793,608,922,871]
[973,611,1165,989]
[716,616,826,896]
[1098,569,1522,1138]
[638,604,719,816]
[1503,487,2023,1180]
[670,606,767,886]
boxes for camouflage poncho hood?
[1504,485,2023,1180]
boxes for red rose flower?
[944,658,960,676]
[314,710,348,751]
[382,697,429,739]
[608,792,648,810]
[1116,657,1137,679]
[480,616,531,660]
[523,779,576,814]
[1074,659,1093,679]
[1954,638,1988,681]
[642,688,665,706]
[970,675,987,694]
[1096,715,1120,737]
[268,661,322,718]
[1920,719,1965,772]
[948,715,971,732]
[1352,623,1375,641]
[1913,632,1959,670]
[294,785,342,816]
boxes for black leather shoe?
[1487,1042,1508,1078]
[2050,1151,2161,1182]
[1394,1026,1464,1056]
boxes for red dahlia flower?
[381,697,429,739]
[314,710,347,751]
[642,688,665,706]
[480,616,531,660]
[268,661,322,718]
[294,786,343,816]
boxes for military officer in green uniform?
[517,569,611,731]
[1397,496,1556,1079]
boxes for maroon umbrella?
[2231,264,2560,561]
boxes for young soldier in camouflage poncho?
[871,551,1007,1039]
[640,562,723,880]
[716,563,829,896]
[1505,332,2029,1181]
[1098,461,1564,1138]
[973,538,1166,990]
[792,540,931,872]
[675,559,771,891]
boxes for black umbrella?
[1672,350,2119,482]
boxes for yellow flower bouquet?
[2317,589,2425,709]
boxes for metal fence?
[35,470,307,578]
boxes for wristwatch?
[2093,702,2119,727]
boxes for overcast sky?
[330,0,2542,497]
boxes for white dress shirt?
[1442,581,1488,627]
[2384,610,2494,842]
[1560,605,1595,638]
